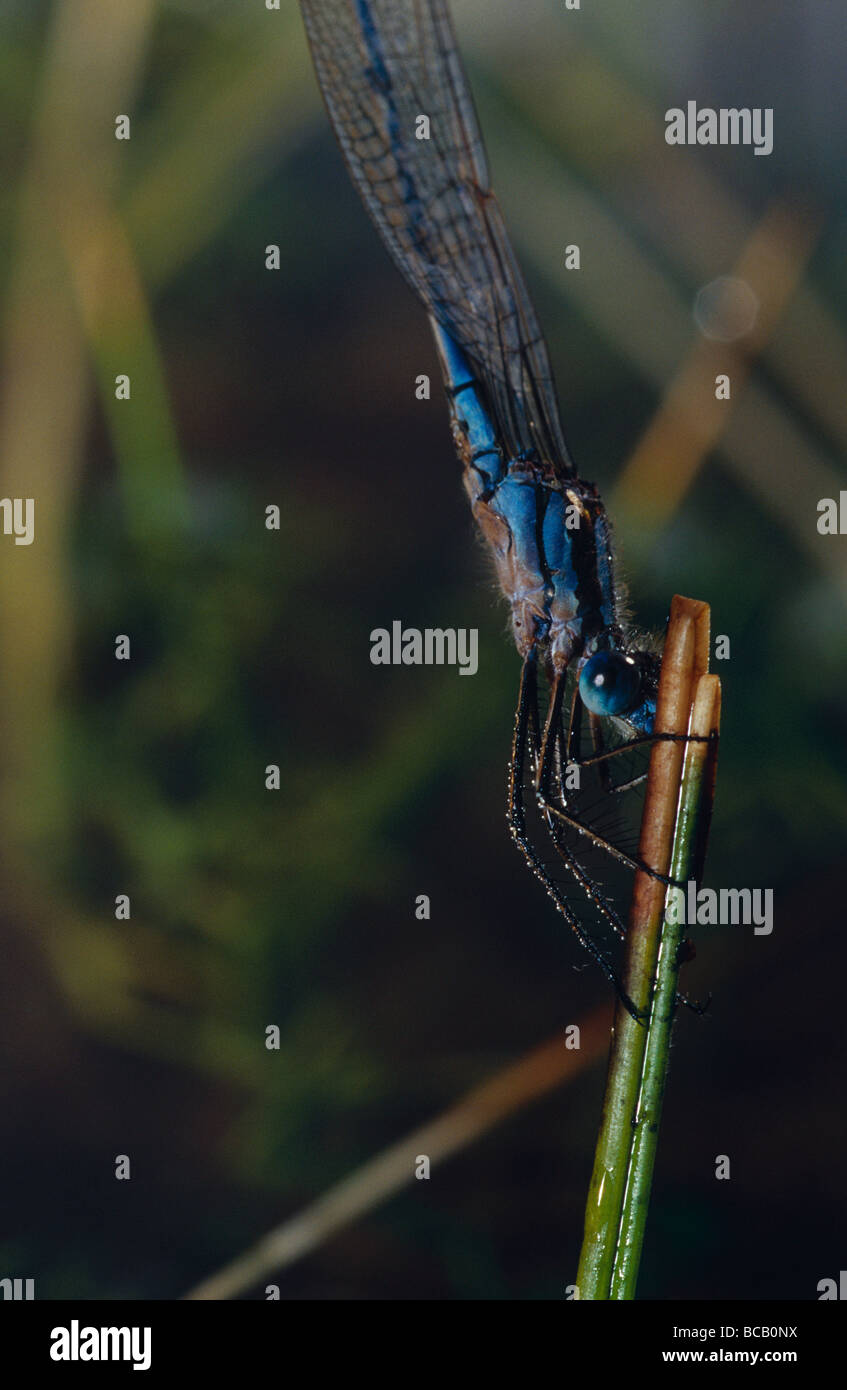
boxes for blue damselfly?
[299,0,704,1016]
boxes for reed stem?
[576,596,719,1299]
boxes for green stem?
[576,606,697,1299]
[575,1008,646,1298]
[576,597,718,1300]
[609,676,719,1298]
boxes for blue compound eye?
[579,651,641,717]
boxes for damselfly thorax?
[433,317,658,703]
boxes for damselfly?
[299,0,700,1016]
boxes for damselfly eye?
[579,651,641,717]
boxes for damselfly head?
[579,648,659,734]
[579,650,641,716]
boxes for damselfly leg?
[537,672,713,891]
[507,648,644,1021]
[508,646,716,1016]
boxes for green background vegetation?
[0,0,845,1298]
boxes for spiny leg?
[542,799,685,890]
[555,724,721,909]
[539,693,717,890]
[542,801,629,945]
[542,790,712,1018]
[569,727,717,771]
[535,670,658,944]
[588,709,648,797]
[536,665,567,802]
[533,674,635,933]
[534,681,718,1017]
[532,674,682,888]
[507,649,643,1022]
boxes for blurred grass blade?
[65,200,190,543]
[613,203,819,533]
[0,0,156,849]
[184,1008,614,1300]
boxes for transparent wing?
[300,0,576,477]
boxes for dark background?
[0,0,845,1299]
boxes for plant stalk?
[576,595,717,1299]
[609,672,721,1298]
